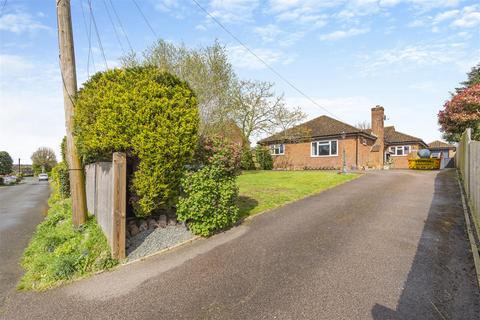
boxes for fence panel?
[84,153,126,259]
[457,128,479,233]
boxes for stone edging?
[457,173,480,289]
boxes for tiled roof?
[428,140,456,149]
[384,126,427,147]
[258,115,373,144]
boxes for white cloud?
[195,24,207,31]
[227,45,293,70]
[0,54,33,75]
[209,0,260,23]
[451,6,480,28]
[320,28,370,40]
[0,12,50,33]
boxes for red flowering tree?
[438,83,480,142]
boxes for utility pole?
[56,0,88,226]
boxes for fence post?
[112,152,126,259]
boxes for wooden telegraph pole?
[56,0,88,226]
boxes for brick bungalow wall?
[272,137,375,170]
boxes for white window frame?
[311,140,338,157]
[389,145,411,156]
[270,143,285,155]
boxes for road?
[0,178,50,311]
[2,169,479,319]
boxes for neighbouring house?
[258,106,428,170]
[428,140,456,168]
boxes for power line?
[190,0,344,122]
[102,0,125,54]
[87,0,108,69]
[108,0,134,52]
[131,0,158,39]
[80,0,95,76]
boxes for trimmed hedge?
[74,67,199,217]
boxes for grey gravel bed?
[126,226,194,261]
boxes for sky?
[1,0,479,164]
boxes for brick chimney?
[371,105,385,167]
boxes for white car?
[38,173,48,181]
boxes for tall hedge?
[74,67,199,217]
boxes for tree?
[438,83,480,142]
[232,80,306,143]
[31,147,57,174]
[126,40,237,134]
[355,121,371,130]
[0,151,13,175]
[456,62,480,93]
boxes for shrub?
[255,146,273,170]
[177,137,241,236]
[0,151,13,175]
[51,162,70,199]
[177,164,239,237]
[74,67,199,217]
[240,148,255,170]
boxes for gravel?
[126,225,194,261]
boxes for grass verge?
[18,191,117,291]
[237,170,359,216]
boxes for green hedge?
[51,162,70,199]
[74,67,199,217]
[177,137,241,236]
[255,146,273,170]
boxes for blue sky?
[1,0,479,163]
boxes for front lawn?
[237,171,359,216]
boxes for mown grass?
[237,170,359,217]
[18,191,117,291]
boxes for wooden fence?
[457,128,480,234]
[85,152,126,259]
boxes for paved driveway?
[0,178,50,310]
[2,169,479,319]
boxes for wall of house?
[389,143,424,169]
[272,137,373,170]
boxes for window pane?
[279,144,284,154]
[396,147,403,156]
[404,146,410,154]
[312,142,317,156]
[331,141,337,155]
[318,144,330,156]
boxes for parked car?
[38,173,48,181]
[3,175,17,185]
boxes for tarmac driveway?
[2,169,479,319]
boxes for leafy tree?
[0,151,13,175]
[456,62,480,93]
[126,40,237,134]
[255,146,273,170]
[31,147,57,174]
[232,80,306,143]
[74,67,199,217]
[438,83,480,142]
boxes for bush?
[255,146,273,170]
[19,195,117,291]
[0,151,13,175]
[74,67,199,217]
[177,137,241,236]
[240,148,255,170]
[51,162,70,199]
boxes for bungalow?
[258,106,428,170]
[428,140,456,168]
